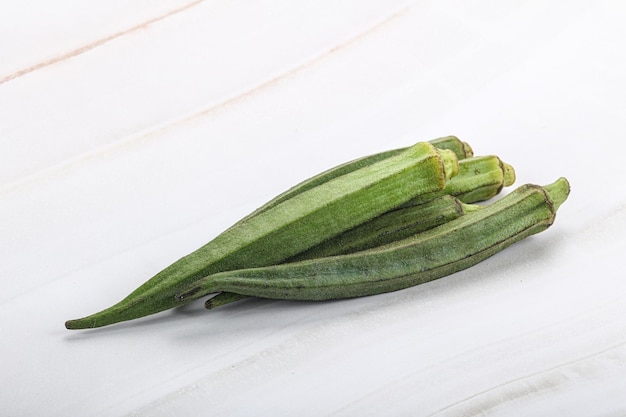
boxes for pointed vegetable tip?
[205,293,247,309]
[65,318,91,330]
[176,286,201,303]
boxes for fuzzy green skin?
[206,195,474,309]
[205,195,475,309]
[289,195,472,261]
[206,155,514,309]
[179,178,570,303]
[66,137,466,327]
[233,136,471,225]
[65,142,456,329]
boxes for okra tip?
[204,297,222,310]
[65,315,108,330]
[65,318,88,330]
[176,287,200,303]
[205,292,247,309]
[543,177,570,211]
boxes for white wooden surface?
[2,1,626,416]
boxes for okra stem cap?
[543,177,570,211]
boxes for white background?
[2,1,626,416]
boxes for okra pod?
[178,178,570,304]
[407,155,516,205]
[235,136,472,224]
[207,154,515,309]
[65,142,458,329]
[288,195,480,261]
[210,136,480,307]
[206,196,479,309]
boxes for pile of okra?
[66,136,570,329]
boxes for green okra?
[65,142,458,329]
[178,178,570,305]
[407,155,516,205]
[452,155,515,203]
[89,136,470,316]
[235,136,472,225]
[207,196,480,309]
[206,154,515,309]
[289,195,480,261]
[205,137,475,311]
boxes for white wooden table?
[2,1,626,415]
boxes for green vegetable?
[178,178,570,304]
[289,195,480,261]
[234,136,472,225]
[406,155,516,205]
[65,142,458,329]
[207,196,480,309]
[207,154,515,309]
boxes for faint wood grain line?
[0,5,409,197]
[0,0,206,85]
[427,341,626,417]
[180,4,410,122]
